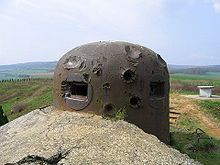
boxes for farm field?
[0,61,56,80]
[170,73,220,165]
[170,92,220,165]
[0,73,220,164]
[171,73,220,95]
[0,69,54,80]
[0,79,53,121]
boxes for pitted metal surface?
[54,41,170,143]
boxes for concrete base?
[197,86,214,98]
[0,106,200,165]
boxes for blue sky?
[0,0,220,65]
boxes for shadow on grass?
[170,130,220,165]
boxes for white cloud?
[3,0,220,65]
[0,0,168,64]
[12,0,166,30]
[0,13,25,24]
[213,0,220,13]
[179,0,220,13]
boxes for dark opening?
[130,97,138,105]
[123,70,133,80]
[62,80,92,110]
[130,96,141,108]
[69,81,88,96]
[104,104,114,112]
[150,81,165,97]
[122,69,135,83]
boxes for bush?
[11,103,27,114]
[114,107,127,121]
[102,107,127,121]
[0,105,8,126]
[189,139,217,153]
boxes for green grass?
[1,73,220,164]
[171,115,220,165]
[170,73,220,165]
[170,131,220,165]
[0,69,53,80]
[175,114,201,131]
[171,73,220,81]
[171,73,220,86]
[198,100,220,124]
[102,107,127,121]
[113,107,127,121]
[170,73,220,95]
[0,79,53,121]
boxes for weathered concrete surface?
[0,107,200,165]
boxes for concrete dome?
[54,41,169,143]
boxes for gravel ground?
[0,106,200,165]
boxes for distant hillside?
[168,65,220,75]
[0,62,220,80]
[168,65,197,71]
[0,61,57,80]
[0,61,57,71]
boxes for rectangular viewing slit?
[68,81,88,96]
[150,81,165,97]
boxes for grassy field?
[170,129,220,165]
[0,69,54,80]
[0,74,220,164]
[170,73,220,164]
[198,100,220,124]
[0,79,53,121]
[170,91,220,164]
[171,73,220,95]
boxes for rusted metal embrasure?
[53,41,170,144]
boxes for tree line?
[0,78,53,83]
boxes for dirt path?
[170,93,220,139]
